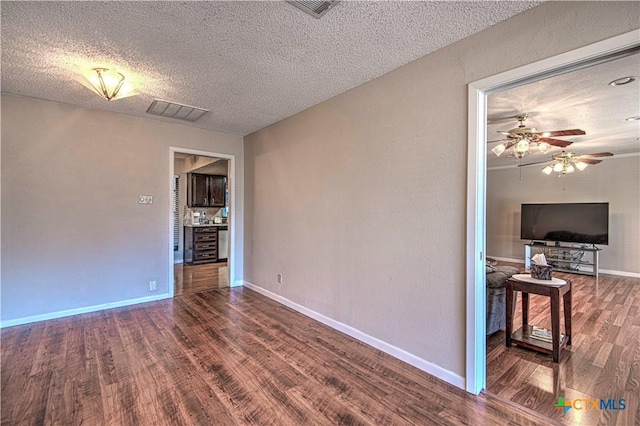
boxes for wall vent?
[287,1,339,19]
[146,99,208,122]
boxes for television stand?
[525,243,601,277]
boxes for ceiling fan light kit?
[490,113,585,160]
[532,151,613,176]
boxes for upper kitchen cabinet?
[188,173,227,207]
[190,174,209,207]
[208,176,226,207]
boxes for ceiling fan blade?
[487,138,508,144]
[579,159,603,164]
[576,152,614,158]
[536,129,586,137]
[538,138,573,148]
[517,159,551,167]
[503,141,516,150]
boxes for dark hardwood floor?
[174,262,229,296]
[1,287,556,425]
[486,265,640,425]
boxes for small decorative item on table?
[530,253,552,280]
[531,263,553,280]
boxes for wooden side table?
[505,274,572,362]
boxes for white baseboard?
[0,293,172,328]
[599,269,640,279]
[489,256,523,264]
[487,256,640,279]
[242,281,465,390]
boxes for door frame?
[465,29,640,394]
[169,147,238,297]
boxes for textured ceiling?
[1,1,541,136]
[487,51,640,168]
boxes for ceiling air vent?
[287,1,339,18]
[146,99,208,122]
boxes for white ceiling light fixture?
[287,0,339,18]
[147,99,209,122]
[80,68,134,101]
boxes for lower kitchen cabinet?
[184,226,218,264]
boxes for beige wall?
[1,95,244,322]
[487,156,640,274]
[244,2,639,378]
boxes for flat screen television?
[520,202,609,245]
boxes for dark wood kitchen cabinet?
[190,174,209,207]
[208,176,226,208]
[187,174,226,207]
[184,226,218,264]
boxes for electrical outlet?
[139,195,153,204]
[149,280,157,291]
[277,273,283,284]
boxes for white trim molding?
[169,147,241,297]
[0,293,171,328]
[243,281,465,390]
[466,29,640,395]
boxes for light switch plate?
[139,195,153,204]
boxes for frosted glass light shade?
[537,142,551,154]
[552,162,564,172]
[79,68,134,100]
[542,165,553,175]
[576,161,589,171]
[565,164,575,173]
[515,139,529,153]
[492,144,506,157]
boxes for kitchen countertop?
[184,223,228,227]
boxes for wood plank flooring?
[2,287,556,425]
[174,262,229,296]
[486,265,640,425]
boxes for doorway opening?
[170,148,236,297]
[465,31,639,395]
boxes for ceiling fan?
[490,113,586,159]
[519,151,614,175]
